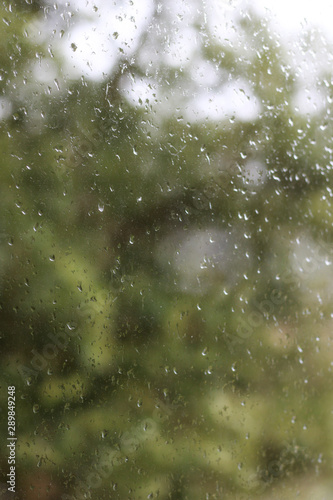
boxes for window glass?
[1,1,333,498]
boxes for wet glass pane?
[1,1,333,498]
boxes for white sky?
[253,0,333,35]
[48,0,333,120]
[56,0,333,80]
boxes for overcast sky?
[254,0,333,36]
[55,0,333,81]
[38,0,332,121]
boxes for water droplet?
[49,255,55,261]
[98,203,104,213]
[66,322,77,331]
[33,404,39,413]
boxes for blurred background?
[1,0,333,498]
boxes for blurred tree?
[1,1,333,499]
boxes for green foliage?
[1,2,333,499]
